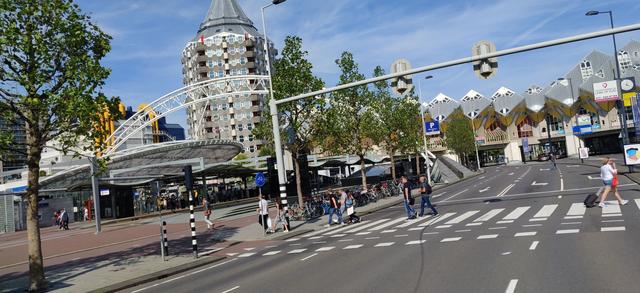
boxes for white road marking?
[455,229,471,233]
[635,199,640,211]
[408,227,424,231]
[473,208,505,222]
[528,218,547,222]
[355,232,371,236]
[442,189,469,201]
[312,241,327,244]
[131,259,239,293]
[432,192,447,198]
[396,217,428,228]
[488,226,507,230]
[237,252,255,258]
[368,217,407,231]
[441,237,462,242]
[561,222,582,225]
[560,178,564,191]
[502,252,512,255]
[288,249,307,254]
[564,215,583,220]
[540,168,550,171]
[375,242,395,247]
[601,226,625,232]
[406,240,426,245]
[466,222,483,226]
[284,238,300,242]
[480,187,491,193]
[531,181,549,186]
[497,184,516,197]
[338,239,353,242]
[308,236,323,240]
[506,279,518,293]
[502,206,530,220]
[558,195,562,198]
[394,234,409,237]
[315,247,335,252]
[556,229,580,234]
[300,253,318,261]
[533,204,558,218]
[602,219,624,223]
[304,226,335,237]
[602,202,621,214]
[365,236,381,240]
[243,247,255,251]
[496,220,514,224]
[566,203,586,216]
[289,243,302,246]
[446,210,480,224]
[221,286,240,293]
[418,212,456,227]
[344,219,390,233]
[529,241,539,250]
[262,251,281,256]
[522,224,543,227]
[330,234,346,238]
[381,229,397,233]
[343,244,363,249]
[508,172,514,175]
[423,232,439,235]
[515,231,537,237]
[602,213,622,217]
[323,223,362,236]
[226,253,238,256]
[477,234,498,239]
[436,225,452,229]
[588,175,601,180]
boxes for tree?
[443,112,476,166]
[0,1,120,290]
[253,36,324,206]
[318,52,379,189]
[370,66,422,180]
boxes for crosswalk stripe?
[238,252,255,257]
[418,212,456,227]
[381,229,397,233]
[323,223,362,236]
[315,247,335,252]
[343,244,363,249]
[533,204,558,218]
[375,242,395,247]
[445,210,479,224]
[477,234,498,239]
[502,207,530,220]
[396,216,431,228]
[601,226,625,232]
[514,231,537,237]
[441,237,461,242]
[436,225,452,229]
[473,208,505,222]
[602,202,621,214]
[343,219,389,233]
[556,229,579,234]
[303,226,334,238]
[566,203,586,216]
[288,249,307,254]
[368,217,408,231]
[406,240,426,245]
[355,232,371,236]
[465,222,483,226]
[262,251,280,256]
[635,199,640,211]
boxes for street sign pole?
[470,118,481,170]
[419,105,432,185]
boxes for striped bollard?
[280,184,290,228]
[162,221,169,256]
[189,190,197,258]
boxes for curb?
[87,256,227,293]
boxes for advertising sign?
[632,94,640,137]
[624,144,640,165]
[425,121,440,136]
[579,147,589,159]
[475,136,485,145]
[577,114,591,126]
[593,80,620,103]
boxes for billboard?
[593,80,619,103]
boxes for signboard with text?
[579,147,589,159]
[593,80,619,103]
[577,114,591,126]
[425,121,440,135]
[624,144,640,166]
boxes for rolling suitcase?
[584,193,598,208]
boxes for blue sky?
[76,0,640,130]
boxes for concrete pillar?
[504,141,523,164]
[565,134,583,158]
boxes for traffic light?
[183,165,193,190]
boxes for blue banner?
[633,93,640,138]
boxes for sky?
[75,0,640,131]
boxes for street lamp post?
[418,75,433,185]
[586,10,632,171]
[469,117,482,170]
[261,0,289,210]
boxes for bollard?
[189,190,198,258]
[162,220,169,257]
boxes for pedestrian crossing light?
[472,40,498,80]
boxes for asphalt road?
[125,162,640,293]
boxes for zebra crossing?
[296,198,640,240]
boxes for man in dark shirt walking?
[401,176,416,219]
[418,175,438,217]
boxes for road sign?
[572,125,593,135]
[593,80,619,103]
[472,40,498,79]
[255,172,266,187]
[425,121,440,135]
[579,147,589,159]
[390,59,413,95]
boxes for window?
[206,127,213,133]
[218,70,224,77]
[249,135,254,142]
[239,135,244,142]
[238,124,243,131]
[247,123,253,130]
[207,60,214,67]
[249,146,255,153]
[206,50,214,57]
[205,116,212,122]
[208,71,215,78]
[547,115,564,132]
[618,50,632,73]
[517,117,533,138]
[580,60,593,80]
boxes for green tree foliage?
[318,52,379,188]
[370,66,422,179]
[444,112,476,165]
[253,36,324,205]
[0,1,120,290]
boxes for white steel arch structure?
[104,75,270,156]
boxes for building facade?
[0,117,27,183]
[425,40,640,166]
[182,0,275,156]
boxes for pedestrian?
[326,190,343,227]
[256,195,271,233]
[550,152,557,169]
[83,207,89,222]
[418,175,438,217]
[339,189,347,220]
[598,157,628,207]
[275,201,290,232]
[60,208,69,230]
[203,197,214,229]
[53,210,60,227]
[345,191,360,224]
[401,176,417,219]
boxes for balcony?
[245,51,255,58]
[196,55,207,63]
[245,39,255,48]
[484,129,509,145]
[246,62,256,69]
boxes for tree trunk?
[390,153,397,180]
[359,154,367,189]
[26,128,46,291]
[293,153,304,207]
[415,154,420,176]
